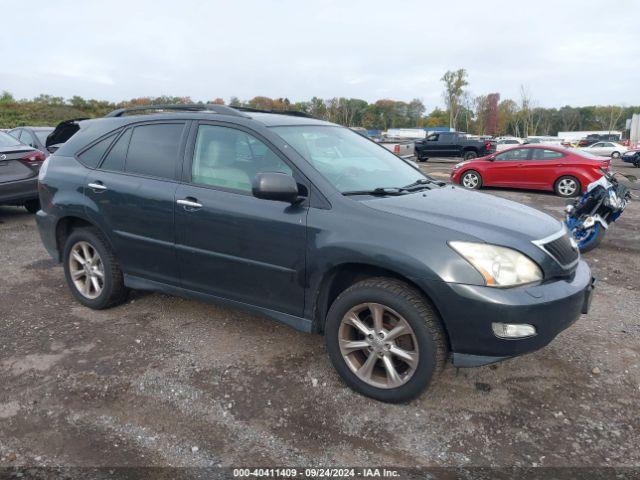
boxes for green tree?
[441,69,468,130]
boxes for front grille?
[537,232,579,268]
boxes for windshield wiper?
[343,187,408,196]
[401,178,445,190]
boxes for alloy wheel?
[462,172,480,189]
[557,178,578,196]
[68,241,105,299]
[338,303,419,389]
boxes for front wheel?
[575,223,606,253]
[611,151,621,158]
[325,278,447,403]
[460,170,482,190]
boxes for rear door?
[518,148,566,189]
[84,121,187,285]
[175,121,308,317]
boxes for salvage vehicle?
[0,131,46,213]
[414,131,496,161]
[36,104,594,402]
[565,169,637,252]
[451,145,610,198]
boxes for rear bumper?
[423,260,594,366]
[35,209,60,261]
[0,178,38,204]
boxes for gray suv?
[36,104,595,402]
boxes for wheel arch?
[55,215,112,261]
[311,262,451,348]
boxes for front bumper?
[425,260,594,367]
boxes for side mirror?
[252,172,300,203]
[487,154,496,161]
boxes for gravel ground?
[0,158,639,471]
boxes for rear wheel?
[554,176,580,197]
[24,199,40,214]
[63,227,128,309]
[460,170,482,190]
[325,277,447,403]
[611,151,621,158]
[463,151,478,160]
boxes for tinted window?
[125,123,184,179]
[78,133,118,168]
[532,149,564,160]
[100,128,132,172]
[495,148,530,161]
[426,134,439,141]
[192,125,292,192]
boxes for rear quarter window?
[100,129,132,172]
[78,133,118,168]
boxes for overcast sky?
[1,0,639,108]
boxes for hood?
[362,185,562,245]
[45,118,89,148]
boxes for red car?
[450,145,610,197]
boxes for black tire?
[554,175,581,198]
[579,226,606,253]
[325,277,447,403]
[417,157,428,163]
[463,151,478,160]
[23,199,40,214]
[460,170,482,190]
[62,227,128,309]
[611,151,620,158]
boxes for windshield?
[271,125,425,193]
[34,129,53,144]
[0,132,22,148]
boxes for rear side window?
[125,123,184,179]
[78,133,117,168]
[100,129,132,172]
[532,149,564,160]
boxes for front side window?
[272,125,425,193]
[426,134,439,141]
[125,123,184,179]
[34,129,53,144]
[495,148,530,161]
[191,125,292,192]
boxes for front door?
[486,148,532,186]
[175,122,308,317]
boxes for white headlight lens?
[450,241,542,287]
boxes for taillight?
[21,150,46,166]
[393,145,401,154]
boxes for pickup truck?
[414,132,496,161]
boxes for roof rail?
[104,104,249,118]
[232,106,316,119]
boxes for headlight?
[453,162,464,170]
[449,241,542,287]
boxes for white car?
[581,141,628,158]
[496,138,523,151]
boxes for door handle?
[177,198,203,210]
[88,182,107,191]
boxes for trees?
[441,69,469,130]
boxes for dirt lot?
[1,158,639,471]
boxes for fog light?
[492,322,537,339]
